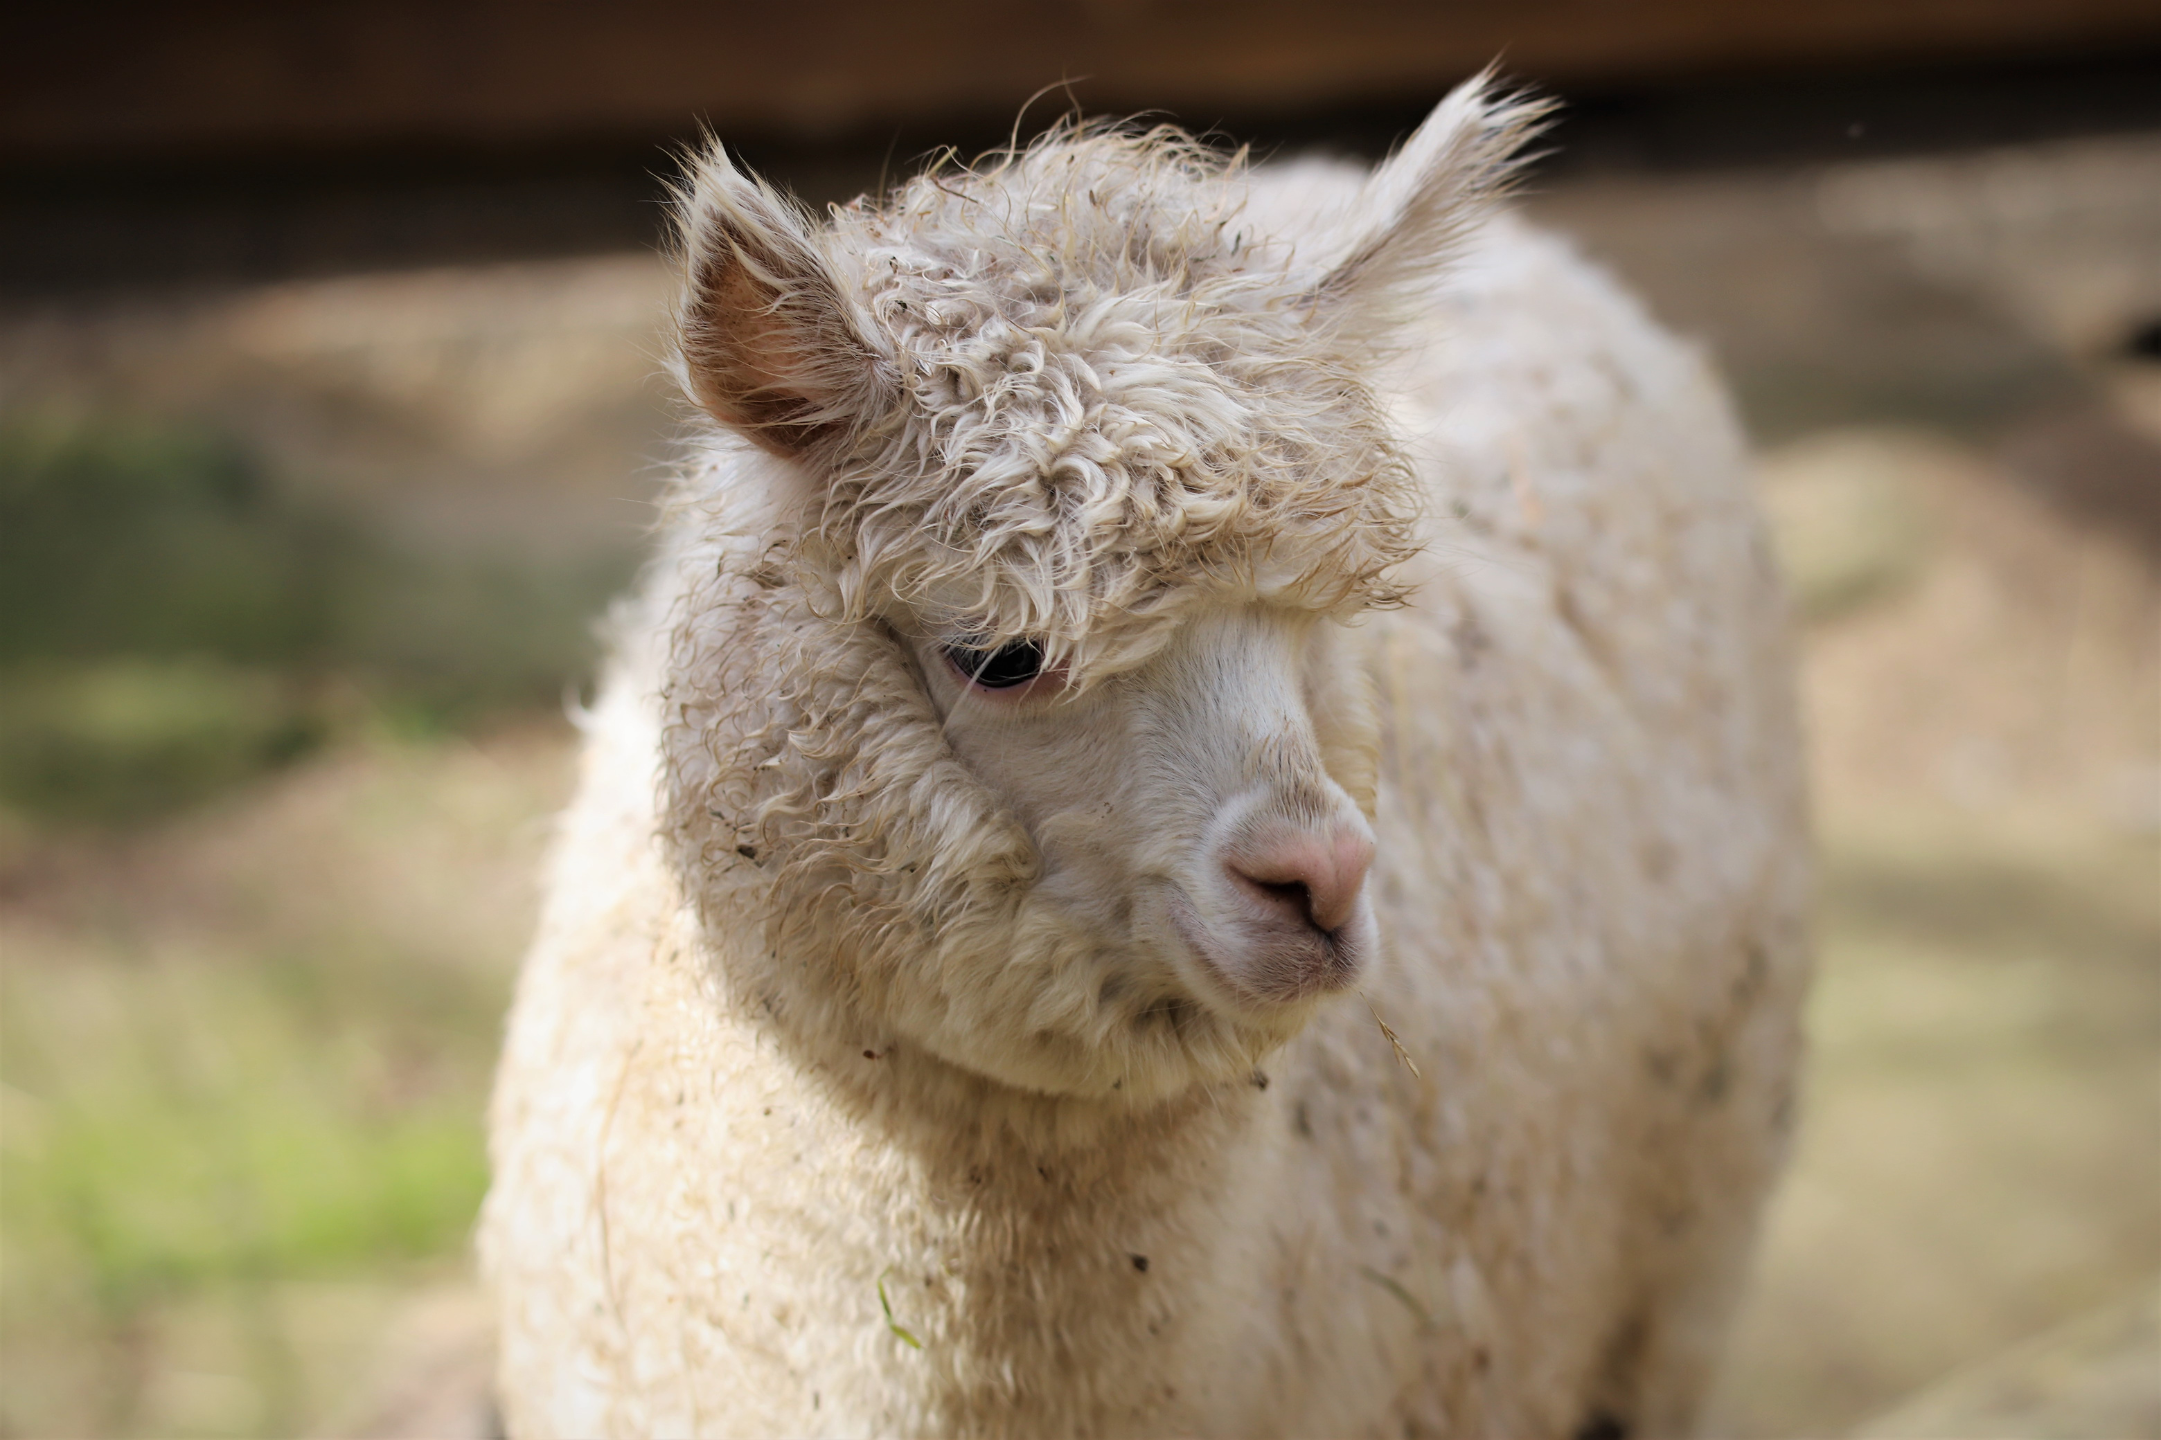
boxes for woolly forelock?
[710,121,1427,685]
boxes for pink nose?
[1224,826,1375,935]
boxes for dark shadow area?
[0,415,633,824]
[5,48,2159,300]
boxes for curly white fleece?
[483,75,1810,1440]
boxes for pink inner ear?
[686,259,846,458]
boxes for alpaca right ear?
[674,146,897,459]
[1313,72,1553,333]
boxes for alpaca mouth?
[1166,886,1367,1008]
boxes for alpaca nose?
[1225,826,1375,934]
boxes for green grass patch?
[0,728,553,1437]
[0,932,505,1436]
[0,660,321,824]
[0,411,633,825]
[1,954,497,1320]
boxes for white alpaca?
[481,75,1808,1440]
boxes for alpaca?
[481,74,1809,1440]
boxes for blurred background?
[2,4,2156,1436]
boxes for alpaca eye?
[944,638,1047,690]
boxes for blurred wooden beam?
[9,0,2161,161]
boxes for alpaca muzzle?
[1172,817,1376,1006]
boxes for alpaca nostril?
[1252,877,1312,918]
[1226,828,1373,935]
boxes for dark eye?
[944,638,1046,690]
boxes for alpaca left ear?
[674,145,898,460]
[1314,72,1553,332]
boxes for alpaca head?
[662,78,1544,1103]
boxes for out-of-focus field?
[2,133,2156,1438]
[0,730,563,1436]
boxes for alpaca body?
[484,113,1807,1440]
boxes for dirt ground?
[1708,431,2160,1437]
[2,129,2156,1438]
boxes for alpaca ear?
[674,145,897,458]
[1314,72,1553,331]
